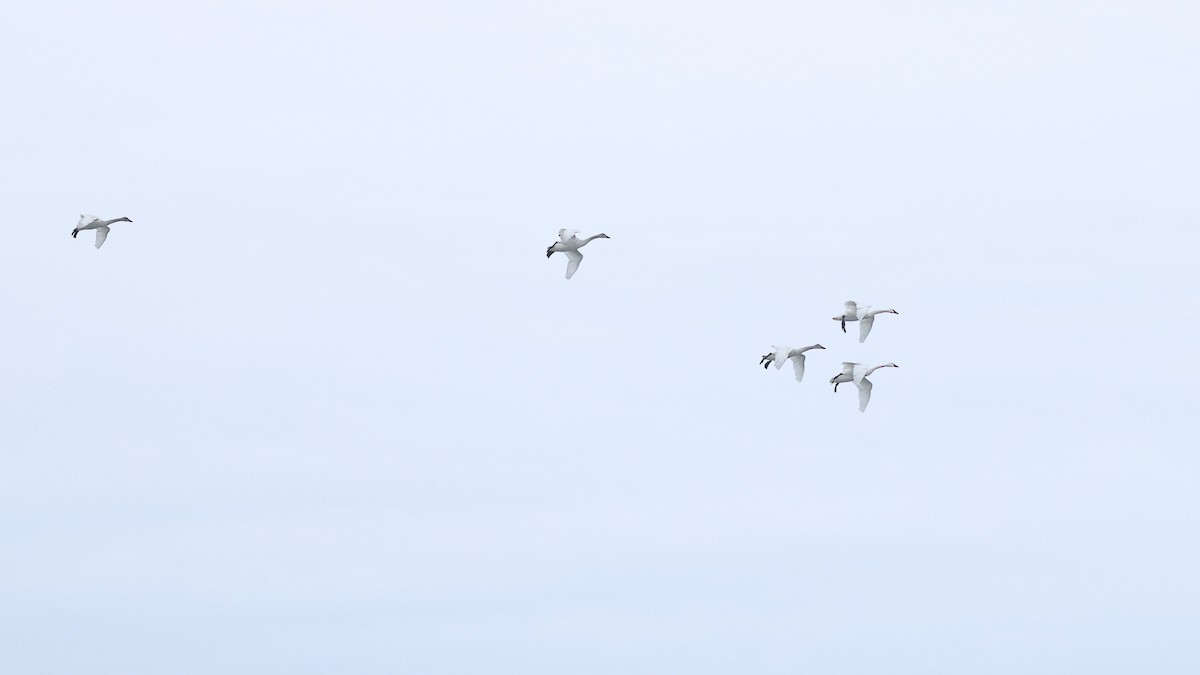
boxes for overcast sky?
[1,1,1197,673]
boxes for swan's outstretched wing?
[558,228,580,242]
[852,363,871,385]
[78,214,98,228]
[789,353,806,382]
[564,249,583,279]
[94,225,109,249]
[859,314,875,343]
[857,377,873,412]
[843,301,858,318]
[770,346,792,370]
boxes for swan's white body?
[73,214,132,249]
[830,362,899,412]
[546,229,610,279]
[764,343,825,382]
[833,301,899,342]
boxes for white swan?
[545,229,610,279]
[830,362,899,412]
[759,344,825,382]
[832,300,899,343]
[72,214,132,249]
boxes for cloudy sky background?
[1,1,1197,672]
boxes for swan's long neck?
[870,308,896,316]
[102,217,132,226]
[866,363,898,376]
[799,344,823,353]
[581,233,607,244]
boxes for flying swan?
[546,229,610,279]
[833,300,899,343]
[830,362,899,412]
[72,215,132,249]
[759,344,825,382]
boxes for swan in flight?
[759,344,825,382]
[546,229,610,279]
[833,301,899,343]
[830,362,899,412]
[72,215,132,249]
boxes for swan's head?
[814,344,825,349]
[889,309,899,314]
[885,363,899,368]
[598,233,610,239]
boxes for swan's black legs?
[760,353,774,368]
[71,229,78,238]
[840,318,846,332]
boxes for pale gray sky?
[1,1,1197,673]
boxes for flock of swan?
[757,304,902,412]
[77,219,901,411]
[540,228,904,412]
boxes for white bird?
[545,228,610,279]
[72,214,132,249]
[759,344,825,382]
[830,362,899,412]
[832,300,899,343]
